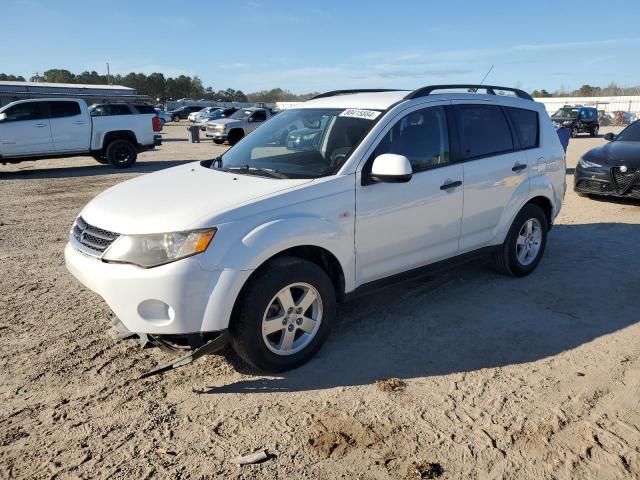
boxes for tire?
[92,152,109,164]
[230,256,336,373]
[213,139,224,145]
[571,127,578,138]
[492,203,548,277]
[590,126,599,137]
[105,140,137,168]
[160,118,165,127]
[228,130,244,146]
[172,115,180,122]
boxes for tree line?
[531,83,640,98]
[0,69,319,103]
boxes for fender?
[199,214,355,332]
[490,176,556,246]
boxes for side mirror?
[604,132,615,141]
[247,117,254,123]
[0,113,7,122]
[370,154,413,183]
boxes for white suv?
[65,85,566,374]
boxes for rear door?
[451,101,530,252]
[0,101,53,156]
[49,101,90,152]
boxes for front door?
[355,104,463,285]
[0,101,53,156]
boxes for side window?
[110,104,132,115]
[49,101,81,118]
[90,105,108,116]
[455,104,514,159]
[252,110,267,122]
[372,106,450,173]
[506,107,539,149]
[4,102,47,122]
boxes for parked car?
[574,119,640,199]
[168,105,205,122]
[612,111,635,126]
[188,106,220,123]
[551,106,599,138]
[155,108,172,126]
[65,85,565,375]
[195,109,225,130]
[0,99,161,168]
[205,107,271,145]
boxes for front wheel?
[571,127,578,138]
[230,256,336,372]
[590,126,599,137]
[172,115,180,122]
[492,204,548,277]
[228,130,244,146]
[105,140,137,168]
[213,139,224,144]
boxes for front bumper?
[65,242,220,335]
[574,165,640,198]
[205,130,227,140]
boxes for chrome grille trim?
[70,216,120,257]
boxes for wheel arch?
[100,130,138,151]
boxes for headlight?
[102,228,217,268]
[578,157,602,169]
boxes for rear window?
[49,101,81,118]
[454,104,514,159]
[506,107,539,149]
[110,104,132,115]
[133,104,156,114]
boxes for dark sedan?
[574,120,640,199]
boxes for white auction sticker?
[339,109,381,120]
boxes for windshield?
[616,121,640,141]
[229,109,254,120]
[214,108,379,179]
[552,108,579,119]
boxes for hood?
[584,141,640,167]
[81,162,312,234]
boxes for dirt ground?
[1,122,639,480]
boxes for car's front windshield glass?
[616,121,640,141]
[552,108,579,119]
[213,108,379,179]
[229,109,253,120]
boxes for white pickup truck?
[205,107,272,145]
[0,99,161,168]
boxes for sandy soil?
[1,123,639,479]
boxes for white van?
[65,85,565,375]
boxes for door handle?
[512,163,527,172]
[73,121,87,125]
[34,123,47,128]
[440,180,462,190]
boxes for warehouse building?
[0,81,150,107]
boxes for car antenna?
[479,65,494,86]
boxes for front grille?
[611,167,638,192]
[576,179,614,193]
[71,216,120,255]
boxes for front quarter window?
[214,108,380,179]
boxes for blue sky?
[2,0,639,93]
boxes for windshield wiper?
[226,165,289,179]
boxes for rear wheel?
[172,115,180,122]
[105,140,137,168]
[228,129,244,146]
[492,204,548,277]
[571,127,578,138]
[590,125,599,137]
[230,256,336,372]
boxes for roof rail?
[405,84,533,101]
[311,89,401,100]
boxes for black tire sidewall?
[502,204,548,277]
[228,130,243,146]
[106,140,137,168]
[173,115,180,122]
[230,257,336,373]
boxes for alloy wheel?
[261,282,323,355]
[516,218,542,266]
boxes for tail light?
[152,115,162,132]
